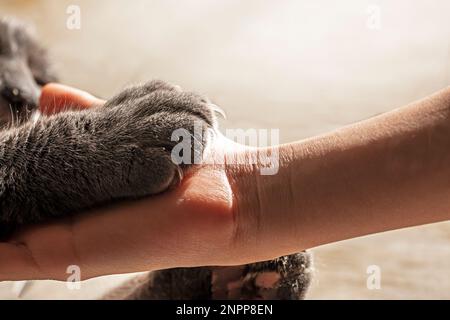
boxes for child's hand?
[0,84,249,281]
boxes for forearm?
[235,86,450,258]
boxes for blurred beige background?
[0,0,449,299]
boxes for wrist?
[223,144,302,263]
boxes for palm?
[0,159,237,281]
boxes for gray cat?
[0,17,312,299]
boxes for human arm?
[0,85,449,281]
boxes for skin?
[0,84,449,281]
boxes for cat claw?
[170,165,184,189]
[209,104,226,119]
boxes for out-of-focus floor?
[0,0,449,299]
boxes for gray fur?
[0,17,312,300]
[0,80,214,233]
[0,17,56,125]
[104,252,313,300]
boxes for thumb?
[39,83,106,116]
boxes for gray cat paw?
[98,80,217,196]
[0,80,219,233]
